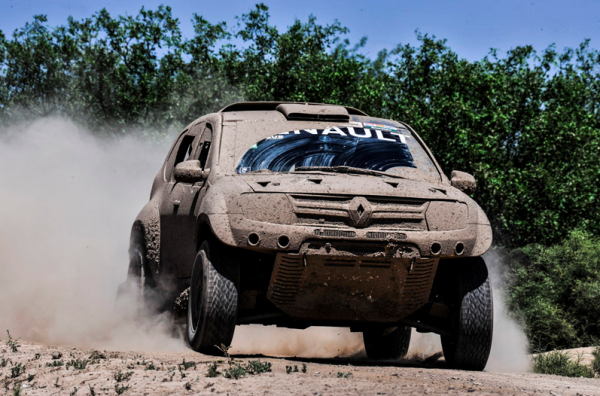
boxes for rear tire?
[363,326,412,360]
[116,241,164,315]
[441,257,493,371]
[187,236,239,355]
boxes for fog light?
[277,235,290,248]
[431,242,442,255]
[248,233,260,246]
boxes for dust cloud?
[484,249,532,372]
[401,251,532,372]
[0,117,184,351]
[0,118,532,370]
[232,326,365,358]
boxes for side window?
[197,127,213,170]
[174,135,195,167]
[164,133,196,181]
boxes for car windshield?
[236,125,441,182]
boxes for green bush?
[591,347,600,375]
[532,351,594,378]
[507,231,600,351]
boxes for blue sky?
[1,0,599,61]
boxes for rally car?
[119,102,493,370]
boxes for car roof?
[218,101,368,116]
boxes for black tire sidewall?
[186,237,239,354]
[363,326,412,360]
[441,257,493,371]
[187,243,210,350]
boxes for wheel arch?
[130,202,161,276]
[195,213,237,251]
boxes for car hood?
[242,173,462,202]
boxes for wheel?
[363,326,412,360]
[187,236,239,355]
[441,257,493,371]
[116,240,165,316]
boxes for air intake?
[276,103,350,122]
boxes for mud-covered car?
[120,102,494,370]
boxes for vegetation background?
[1,3,599,352]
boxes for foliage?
[144,362,157,371]
[178,358,196,371]
[6,331,19,352]
[113,370,134,382]
[214,344,234,365]
[10,363,25,378]
[245,360,272,375]
[66,358,89,370]
[1,4,599,247]
[532,351,594,378]
[221,360,272,379]
[206,362,220,378]
[507,231,600,351]
[114,384,130,395]
[206,355,270,379]
[46,360,64,367]
[222,364,247,379]
[592,347,600,375]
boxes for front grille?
[290,194,429,230]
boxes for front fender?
[196,176,249,247]
[471,205,493,256]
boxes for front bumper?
[227,214,483,259]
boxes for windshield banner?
[236,127,416,174]
[266,127,410,143]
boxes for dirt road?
[2,341,599,396]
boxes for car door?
[159,123,213,295]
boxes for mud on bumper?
[226,214,483,258]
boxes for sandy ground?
[1,341,599,396]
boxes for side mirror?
[174,160,204,183]
[450,170,476,194]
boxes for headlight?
[425,201,468,231]
[239,193,295,224]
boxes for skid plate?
[267,253,438,323]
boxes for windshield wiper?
[244,169,275,174]
[293,166,406,179]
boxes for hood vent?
[276,103,350,122]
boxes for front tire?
[441,257,493,371]
[187,237,239,355]
[363,326,412,360]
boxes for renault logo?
[349,197,372,227]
